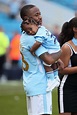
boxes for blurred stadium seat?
[46,0,77,10]
[0,12,21,40]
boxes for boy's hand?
[51,59,64,71]
[51,62,58,70]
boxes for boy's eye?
[29,28,32,31]
[26,28,32,34]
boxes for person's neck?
[74,33,77,39]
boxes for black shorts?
[58,75,77,113]
[0,55,6,75]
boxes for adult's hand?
[57,59,64,70]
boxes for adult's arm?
[59,44,77,75]
[24,34,62,65]
[39,51,62,65]
[35,45,62,65]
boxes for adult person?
[0,27,10,80]
[21,19,61,92]
[58,17,77,115]
[20,4,64,115]
[9,31,21,66]
[5,31,22,80]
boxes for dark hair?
[21,20,27,33]
[20,4,35,20]
[58,17,77,46]
[20,18,37,33]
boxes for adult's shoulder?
[61,42,72,55]
[35,25,48,37]
[20,33,35,41]
[62,42,71,49]
[20,33,35,49]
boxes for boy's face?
[24,7,42,25]
[23,23,38,35]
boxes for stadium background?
[0,0,76,115]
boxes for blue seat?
[0,12,22,40]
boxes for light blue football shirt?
[20,33,48,96]
[34,26,60,52]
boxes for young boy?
[21,19,61,91]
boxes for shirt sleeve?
[34,36,44,43]
[35,45,48,57]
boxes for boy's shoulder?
[35,26,51,37]
[38,26,47,32]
